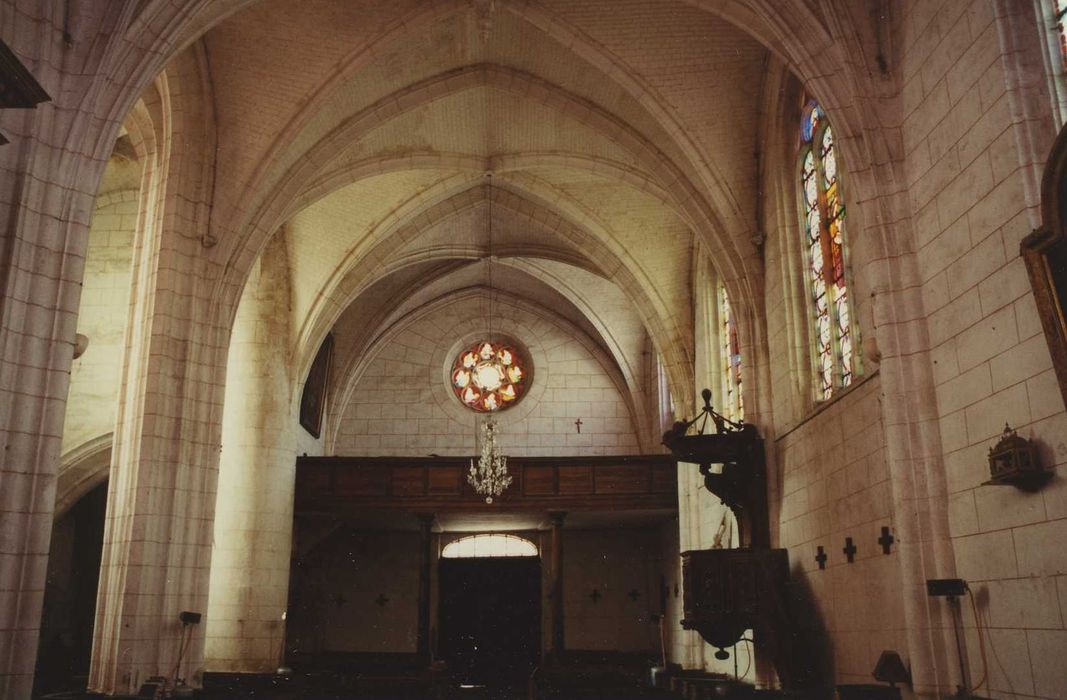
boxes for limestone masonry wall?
[333,295,641,457]
[62,193,136,455]
[902,1,1067,696]
[774,377,900,686]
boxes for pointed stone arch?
[215,63,749,326]
[290,180,695,414]
[323,286,643,455]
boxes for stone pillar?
[87,272,227,694]
[87,243,228,694]
[0,7,228,699]
[0,20,109,700]
[415,513,436,663]
[204,236,296,673]
[89,63,228,694]
[0,185,89,698]
[547,511,567,657]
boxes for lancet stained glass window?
[718,282,743,421]
[1057,0,1067,71]
[800,101,855,400]
[451,340,527,412]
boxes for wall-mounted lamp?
[178,611,201,625]
[984,424,1049,490]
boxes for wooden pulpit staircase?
[663,389,814,691]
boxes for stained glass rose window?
[451,340,527,411]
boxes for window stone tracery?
[451,340,528,412]
[798,100,859,401]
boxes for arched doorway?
[33,480,108,695]
[438,534,541,684]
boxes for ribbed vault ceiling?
[198,0,772,421]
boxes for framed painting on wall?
[1022,122,1067,410]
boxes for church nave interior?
[3,1,1067,699]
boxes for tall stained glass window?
[718,282,743,421]
[1057,0,1067,71]
[799,100,855,400]
[1038,0,1067,126]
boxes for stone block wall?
[901,1,1067,697]
[61,192,136,455]
[562,528,661,653]
[333,294,641,457]
[207,240,297,673]
[774,376,901,685]
[287,529,420,654]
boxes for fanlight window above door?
[441,533,538,558]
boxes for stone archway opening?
[33,480,109,697]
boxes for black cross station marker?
[589,588,602,603]
[843,537,857,563]
[375,593,389,607]
[878,526,895,555]
[575,418,583,433]
[815,546,827,570]
[628,589,641,601]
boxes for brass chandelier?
[469,418,511,503]
[466,173,512,504]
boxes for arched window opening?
[1040,0,1067,126]
[718,282,743,422]
[1056,0,1067,70]
[656,353,675,430]
[442,533,538,559]
[799,100,858,401]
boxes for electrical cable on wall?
[967,588,988,691]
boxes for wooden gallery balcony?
[294,455,678,515]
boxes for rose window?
[451,341,527,412]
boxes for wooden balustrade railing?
[294,454,677,513]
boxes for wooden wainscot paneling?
[558,466,593,495]
[302,464,332,494]
[334,468,390,496]
[523,466,556,495]
[427,466,464,495]
[594,465,648,494]
[651,464,677,493]
[392,466,425,496]
[294,455,677,513]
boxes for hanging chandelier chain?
[487,172,494,343]
[465,173,514,504]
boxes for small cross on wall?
[628,589,641,601]
[589,588,601,603]
[575,418,583,434]
[842,537,857,564]
[375,593,389,607]
[878,526,895,554]
[815,546,827,570]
